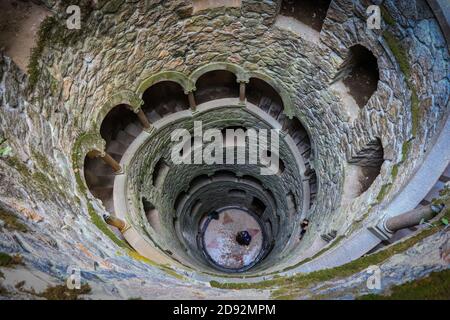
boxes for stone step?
[116,130,136,147]
[93,175,115,188]
[259,97,272,112]
[146,110,162,123]
[85,160,114,176]
[124,122,142,138]
[91,187,113,201]
[107,140,127,156]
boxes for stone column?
[371,203,445,240]
[239,82,246,103]
[188,91,197,110]
[100,153,122,174]
[384,203,444,233]
[136,109,151,129]
[104,215,127,232]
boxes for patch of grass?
[376,184,392,203]
[0,252,24,268]
[359,269,450,300]
[0,209,28,232]
[38,283,91,300]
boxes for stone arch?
[342,44,380,108]
[247,71,295,117]
[93,90,143,132]
[189,62,249,88]
[137,71,193,96]
[72,132,106,172]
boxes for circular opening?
[199,207,266,272]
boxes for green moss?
[27,5,89,90]
[38,283,91,300]
[87,203,129,249]
[209,221,444,295]
[383,31,411,80]
[391,164,399,180]
[0,209,28,232]
[380,5,395,26]
[410,88,420,137]
[383,31,422,138]
[359,269,450,300]
[401,140,411,163]
[280,236,345,272]
[0,252,24,268]
[377,184,392,203]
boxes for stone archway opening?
[279,0,331,32]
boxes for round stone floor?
[202,208,263,270]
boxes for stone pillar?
[239,82,246,103]
[136,109,151,129]
[370,203,445,240]
[384,204,444,233]
[100,153,122,174]
[104,215,127,232]
[188,91,197,110]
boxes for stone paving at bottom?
[203,208,263,270]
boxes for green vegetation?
[280,236,345,272]
[377,184,392,203]
[359,269,450,300]
[383,31,421,137]
[383,31,411,79]
[391,164,399,180]
[401,140,411,162]
[28,16,59,89]
[410,88,420,137]
[380,5,395,26]
[0,209,28,232]
[0,138,12,158]
[0,252,24,268]
[87,203,129,249]
[38,283,91,300]
[209,217,447,298]
[28,4,91,90]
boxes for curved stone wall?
[0,0,448,298]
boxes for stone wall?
[0,0,448,297]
